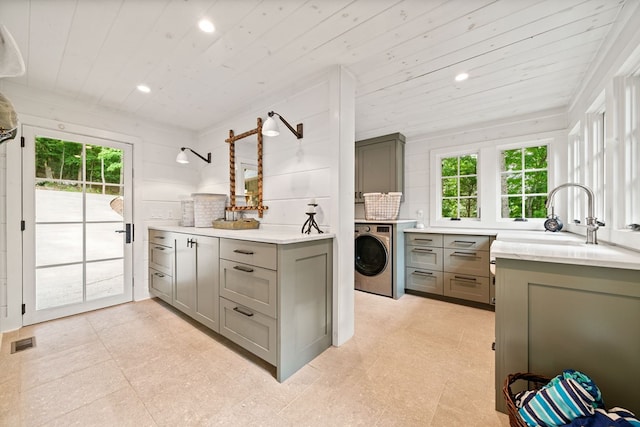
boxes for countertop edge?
[491,240,640,271]
[148,225,335,244]
[404,227,499,236]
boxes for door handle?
[115,223,133,243]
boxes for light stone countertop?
[355,219,417,224]
[491,230,640,271]
[404,227,499,236]
[148,224,334,245]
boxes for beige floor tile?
[44,386,157,427]
[17,318,99,363]
[18,340,111,391]
[0,377,23,426]
[85,301,153,332]
[20,359,129,426]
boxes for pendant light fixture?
[176,147,211,164]
[262,111,303,139]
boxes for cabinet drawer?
[219,259,277,318]
[220,239,277,271]
[444,248,489,277]
[443,273,490,303]
[149,243,173,275]
[149,229,173,247]
[149,268,172,304]
[219,297,276,365]
[406,245,443,270]
[405,267,443,295]
[406,233,443,247]
[443,235,490,251]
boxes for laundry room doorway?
[21,125,134,325]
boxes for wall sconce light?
[176,147,211,164]
[262,111,303,139]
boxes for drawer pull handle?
[412,248,433,253]
[415,238,433,242]
[233,265,254,273]
[233,306,254,317]
[154,272,165,278]
[233,249,255,255]
[154,246,165,251]
[453,240,476,246]
[412,271,433,277]
[155,236,165,239]
[454,275,477,283]
[451,251,477,257]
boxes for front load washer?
[355,223,393,297]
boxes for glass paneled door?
[21,126,133,325]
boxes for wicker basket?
[503,372,552,427]
[363,192,402,220]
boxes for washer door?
[355,234,389,277]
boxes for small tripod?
[301,204,323,234]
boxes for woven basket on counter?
[503,372,552,427]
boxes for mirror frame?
[225,117,268,217]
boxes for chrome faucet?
[546,183,598,244]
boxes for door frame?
[4,115,143,331]
[22,125,133,325]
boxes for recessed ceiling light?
[455,72,469,82]
[198,19,215,33]
[136,84,151,93]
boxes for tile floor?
[0,291,510,426]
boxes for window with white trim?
[499,144,548,219]
[440,153,478,219]
[623,76,639,227]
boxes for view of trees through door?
[22,126,133,325]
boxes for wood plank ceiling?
[0,0,629,139]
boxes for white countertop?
[404,227,499,236]
[149,224,334,245]
[355,219,417,224]
[491,230,640,271]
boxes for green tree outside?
[441,154,478,218]
[500,145,548,219]
[35,137,123,195]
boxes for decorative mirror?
[225,117,268,217]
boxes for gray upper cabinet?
[355,132,405,203]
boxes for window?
[500,145,548,219]
[623,76,639,226]
[440,153,478,218]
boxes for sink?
[495,231,585,246]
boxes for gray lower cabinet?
[405,232,493,305]
[148,229,332,383]
[494,258,640,414]
[219,238,333,382]
[173,234,220,332]
[405,233,444,294]
[148,230,174,305]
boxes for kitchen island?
[491,231,640,414]
[148,225,334,382]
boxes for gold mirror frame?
[225,117,268,217]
